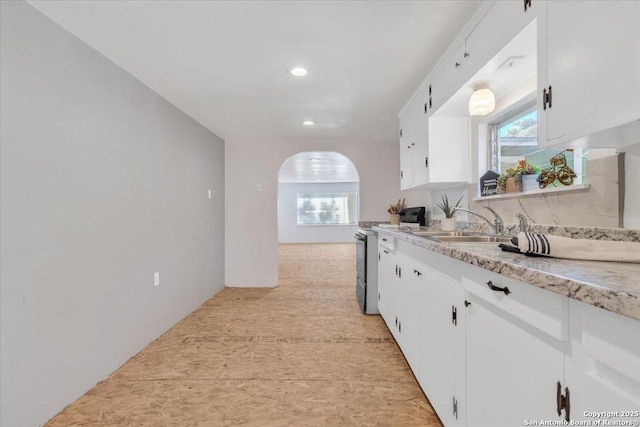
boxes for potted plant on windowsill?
[497,168,522,194]
[436,194,463,231]
[497,160,540,194]
[515,159,541,192]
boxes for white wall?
[225,140,427,287]
[0,2,225,426]
[278,182,358,243]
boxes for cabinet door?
[427,117,470,184]
[564,362,640,422]
[543,1,640,144]
[465,291,565,426]
[394,255,421,374]
[377,245,395,329]
[438,41,466,98]
[566,298,640,418]
[418,266,464,426]
[465,0,534,77]
[411,104,429,187]
[398,114,413,189]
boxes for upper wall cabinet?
[398,0,537,191]
[429,0,538,112]
[399,89,426,190]
[398,85,470,191]
[463,0,537,85]
[538,0,640,148]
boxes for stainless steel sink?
[427,235,513,243]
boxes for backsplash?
[469,154,623,228]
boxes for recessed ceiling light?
[309,158,320,161]
[302,120,314,126]
[312,171,320,174]
[288,66,308,77]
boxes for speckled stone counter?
[372,226,640,322]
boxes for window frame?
[295,191,358,227]
[489,104,538,173]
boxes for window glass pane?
[496,109,587,184]
[296,192,357,225]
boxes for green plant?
[497,172,519,191]
[498,160,541,190]
[436,194,463,218]
[515,159,541,175]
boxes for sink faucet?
[453,206,504,235]
[516,213,529,233]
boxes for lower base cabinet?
[564,362,640,422]
[465,292,565,426]
[418,264,464,426]
[376,234,640,427]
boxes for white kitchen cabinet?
[423,0,536,113]
[393,253,422,374]
[538,0,640,148]
[564,362,640,423]
[398,111,414,190]
[377,240,396,329]
[418,263,465,426]
[378,231,640,427]
[463,0,536,77]
[464,275,568,426]
[378,244,429,378]
[563,298,640,420]
[398,99,470,190]
[398,87,429,190]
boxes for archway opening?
[277,151,360,243]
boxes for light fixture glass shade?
[289,66,308,77]
[468,87,496,116]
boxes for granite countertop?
[372,226,640,322]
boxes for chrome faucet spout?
[483,206,504,235]
[516,213,529,233]
[452,206,504,235]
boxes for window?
[296,192,357,226]
[490,108,586,184]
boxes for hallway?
[47,244,441,426]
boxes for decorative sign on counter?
[480,171,500,197]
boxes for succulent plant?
[436,194,463,219]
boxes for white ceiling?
[278,151,359,183]
[29,0,482,144]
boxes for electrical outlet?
[154,272,160,287]
[256,184,262,192]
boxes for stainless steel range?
[354,228,378,314]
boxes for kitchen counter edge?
[372,226,640,322]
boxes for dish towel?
[517,232,640,263]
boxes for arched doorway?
[277,151,360,243]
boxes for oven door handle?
[353,233,367,241]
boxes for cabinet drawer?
[462,272,568,341]
[378,235,395,251]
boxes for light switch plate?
[256,184,262,192]
[208,189,212,199]
[154,272,160,287]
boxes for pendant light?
[468,81,496,116]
